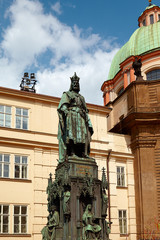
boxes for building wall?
[0,87,136,239]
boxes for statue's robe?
[82,206,101,239]
[57,90,93,162]
[41,211,59,240]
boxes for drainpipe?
[107,149,112,227]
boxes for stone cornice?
[0,86,110,115]
[130,138,157,151]
[0,136,58,150]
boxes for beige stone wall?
[0,87,136,239]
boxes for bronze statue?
[102,190,108,217]
[63,191,70,214]
[82,204,101,240]
[132,57,143,80]
[41,206,59,240]
[57,73,94,162]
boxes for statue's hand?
[64,109,69,116]
[89,127,94,136]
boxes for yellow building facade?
[0,86,136,239]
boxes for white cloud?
[0,0,119,105]
[52,2,62,15]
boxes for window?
[117,87,124,96]
[143,19,146,26]
[150,14,154,24]
[158,14,160,21]
[0,205,9,233]
[117,166,125,187]
[14,156,28,179]
[119,210,127,234]
[14,206,27,233]
[127,71,130,85]
[0,154,10,178]
[0,105,11,128]
[15,108,28,130]
[147,69,160,81]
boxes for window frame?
[15,108,28,130]
[0,105,12,128]
[118,210,127,234]
[117,166,125,187]
[13,205,27,234]
[150,14,154,24]
[117,87,124,97]
[146,69,160,81]
[143,19,146,26]
[14,155,28,179]
[0,154,10,178]
[0,205,9,234]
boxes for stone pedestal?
[43,157,110,240]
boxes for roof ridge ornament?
[149,0,152,6]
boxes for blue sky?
[0,0,159,105]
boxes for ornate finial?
[20,72,37,93]
[70,72,80,82]
[49,173,52,179]
[102,168,108,190]
[149,0,152,6]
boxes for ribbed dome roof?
[108,21,160,80]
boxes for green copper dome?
[108,21,160,80]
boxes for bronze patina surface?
[42,74,110,239]
[57,73,93,162]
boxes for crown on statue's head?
[70,72,80,82]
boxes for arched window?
[147,69,160,80]
[150,14,154,24]
[117,87,124,96]
[143,19,146,26]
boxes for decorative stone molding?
[130,138,157,151]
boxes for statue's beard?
[70,84,80,92]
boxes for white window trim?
[0,105,12,128]
[116,166,126,187]
[0,205,10,234]
[13,205,28,234]
[118,209,127,234]
[14,155,28,179]
[0,154,10,178]
[15,108,29,130]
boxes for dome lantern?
[101,2,160,106]
[138,2,160,27]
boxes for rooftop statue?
[57,73,94,163]
[132,56,143,80]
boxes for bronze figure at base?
[82,204,101,240]
[41,206,59,240]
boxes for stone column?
[130,68,135,83]
[124,70,128,89]
[104,91,110,105]
[130,136,158,239]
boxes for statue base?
[42,157,110,240]
[56,156,98,178]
